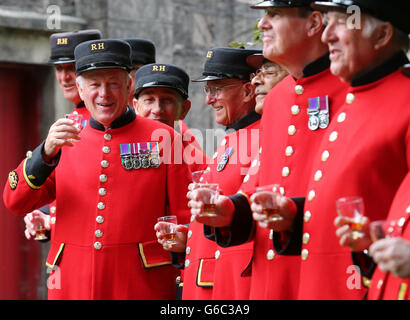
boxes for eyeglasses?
[203,81,246,97]
[251,69,281,80]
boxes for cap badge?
[206,51,213,59]
[91,42,105,51]
[57,38,68,45]
[152,65,166,72]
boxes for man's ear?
[76,78,85,101]
[373,22,394,50]
[126,73,133,94]
[307,11,324,37]
[242,82,255,103]
[179,99,191,120]
[132,97,139,114]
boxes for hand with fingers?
[250,191,297,231]
[23,210,51,240]
[334,215,372,252]
[43,117,82,163]
[187,183,235,227]
[369,237,410,278]
[154,222,188,253]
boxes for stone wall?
[0,0,262,132]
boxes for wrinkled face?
[204,79,253,126]
[251,62,288,114]
[134,87,189,127]
[322,11,375,82]
[55,62,81,105]
[77,68,131,128]
[258,8,310,63]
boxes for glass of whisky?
[157,215,178,247]
[191,170,211,188]
[65,113,83,142]
[197,183,219,217]
[255,184,284,222]
[33,212,48,241]
[336,196,365,240]
[369,220,387,242]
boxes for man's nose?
[205,92,216,105]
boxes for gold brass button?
[304,211,312,223]
[346,93,355,104]
[321,150,330,162]
[303,233,310,244]
[314,170,323,181]
[295,85,304,95]
[286,146,294,157]
[337,112,346,123]
[291,105,300,115]
[329,131,338,142]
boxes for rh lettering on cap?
[206,51,213,58]
[152,65,166,72]
[57,38,68,45]
[91,43,105,51]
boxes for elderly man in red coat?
[23,29,102,241]
[187,0,348,300]
[266,0,410,299]
[319,0,410,300]
[4,39,191,299]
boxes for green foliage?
[229,20,263,48]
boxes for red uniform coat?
[367,173,410,300]
[48,102,90,238]
[230,56,348,299]
[182,113,261,300]
[4,108,191,300]
[178,120,208,173]
[300,53,410,299]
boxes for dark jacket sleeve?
[214,193,255,248]
[170,223,190,269]
[24,141,61,189]
[271,197,305,255]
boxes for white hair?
[76,75,84,89]
[362,14,384,38]
[362,14,409,52]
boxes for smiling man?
[3,39,192,300]
[133,63,207,173]
[23,29,102,241]
[133,64,191,128]
[247,53,288,115]
[171,47,261,300]
[304,0,410,300]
